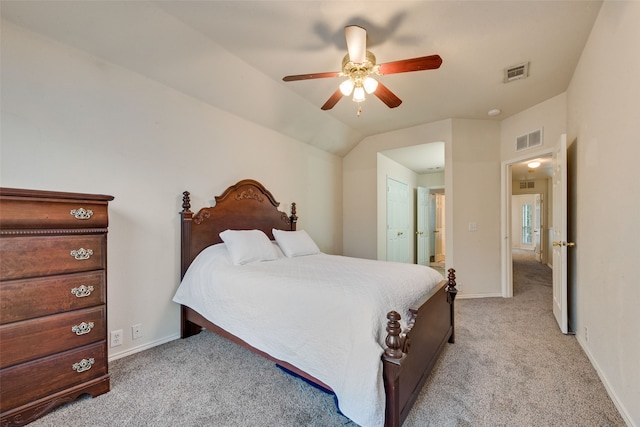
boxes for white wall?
[450,119,502,297]
[1,21,343,360]
[566,1,640,424]
[501,93,567,161]
[418,171,445,188]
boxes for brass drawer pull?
[71,285,94,298]
[70,248,93,260]
[71,358,95,373]
[71,321,95,336]
[70,208,94,220]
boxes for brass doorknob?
[553,241,576,247]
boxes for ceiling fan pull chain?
[357,105,362,117]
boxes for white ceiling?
[382,142,445,175]
[1,1,602,162]
[512,155,553,181]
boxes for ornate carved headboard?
[180,179,297,278]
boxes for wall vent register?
[504,62,530,82]
[516,128,543,152]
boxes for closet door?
[386,177,409,263]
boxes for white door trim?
[500,147,556,298]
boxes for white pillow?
[272,229,321,257]
[219,229,279,265]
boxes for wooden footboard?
[180,268,457,427]
[382,269,457,427]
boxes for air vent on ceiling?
[519,181,535,189]
[516,128,543,151]
[504,62,529,82]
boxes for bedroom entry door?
[552,134,572,334]
[387,177,409,263]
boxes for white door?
[387,177,409,263]
[534,194,542,262]
[416,187,429,265]
[552,134,571,334]
[434,193,445,262]
[512,194,537,251]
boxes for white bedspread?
[173,244,443,427]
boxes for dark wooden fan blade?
[377,55,442,75]
[321,89,344,110]
[283,71,341,82]
[374,82,402,108]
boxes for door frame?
[500,147,555,297]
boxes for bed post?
[180,191,193,280]
[382,269,458,426]
[180,191,201,338]
[445,268,458,343]
[289,202,298,231]
[382,311,404,427]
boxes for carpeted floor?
[29,250,625,426]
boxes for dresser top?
[0,188,114,202]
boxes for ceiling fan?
[282,25,442,111]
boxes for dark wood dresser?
[0,188,114,426]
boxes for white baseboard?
[108,333,181,362]
[576,335,636,427]
[457,292,503,299]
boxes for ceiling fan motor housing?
[342,51,378,82]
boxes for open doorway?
[379,142,446,268]
[429,189,445,273]
[501,151,553,297]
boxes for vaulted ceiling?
[1,1,602,157]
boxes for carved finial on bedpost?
[384,311,404,359]
[446,268,458,303]
[182,191,191,213]
[289,202,298,230]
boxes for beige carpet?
[29,251,625,426]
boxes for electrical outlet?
[584,326,589,342]
[110,329,123,347]
[132,323,143,340]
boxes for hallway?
[512,248,551,296]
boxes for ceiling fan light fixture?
[282,25,442,111]
[339,79,355,96]
[363,76,378,94]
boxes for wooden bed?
[178,179,457,427]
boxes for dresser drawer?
[0,342,107,412]
[0,234,105,280]
[0,271,105,324]
[0,196,109,229]
[0,306,106,369]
